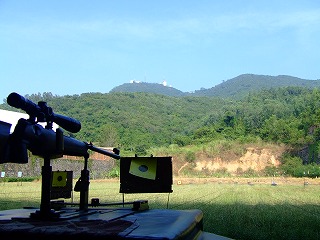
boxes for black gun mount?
[0,92,120,219]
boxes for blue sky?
[1,0,320,101]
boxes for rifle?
[1,92,120,163]
[0,92,120,219]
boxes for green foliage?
[106,160,120,178]
[110,82,186,97]
[279,154,303,176]
[135,144,148,156]
[242,167,259,177]
[3,86,320,176]
[277,154,320,178]
[308,143,319,164]
[2,86,318,151]
[172,134,192,147]
[260,115,305,145]
[106,167,120,179]
[2,177,40,182]
[184,151,196,163]
[291,163,320,178]
[263,166,279,176]
[96,124,120,147]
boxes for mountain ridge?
[110,74,320,98]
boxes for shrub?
[185,151,196,163]
[106,167,120,178]
[5,177,39,182]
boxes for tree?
[97,124,119,147]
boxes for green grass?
[1,180,320,240]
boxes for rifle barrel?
[87,144,120,160]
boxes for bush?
[106,167,120,178]
[263,166,279,177]
[135,145,147,156]
[185,151,196,163]
[4,177,39,182]
[243,168,258,177]
[279,155,303,176]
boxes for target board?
[50,171,73,199]
[120,156,173,193]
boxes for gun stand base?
[30,209,60,220]
[75,157,90,211]
[30,156,62,220]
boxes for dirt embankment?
[195,147,282,172]
[173,145,287,176]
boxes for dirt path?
[92,176,320,186]
[172,176,320,186]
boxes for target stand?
[50,171,73,200]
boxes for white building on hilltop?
[130,80,141,83]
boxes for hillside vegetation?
[2,74,320,178]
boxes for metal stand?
[30,122,63,220]
[78,156,90,211]
[30,156,60,219]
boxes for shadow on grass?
[0,199,40,211]
[170,202,320,240]
[2,193,320,240]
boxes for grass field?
[1,178,320,240]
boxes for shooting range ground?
[1,177,320,240]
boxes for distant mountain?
[109,82,186,97]
[193,74,320,98]
[110,74,320,98]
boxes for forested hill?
[110,82,186,97]
[0,92,228,150]
[110,74,320,98]
[2,86,320,158]
[193,74,320,98]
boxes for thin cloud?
[2,7,319,45]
